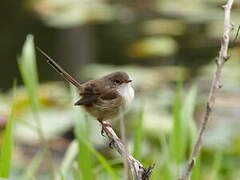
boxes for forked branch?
[179,0,235,179]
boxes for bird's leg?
[97,119,112,137]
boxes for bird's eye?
[114,80,121,84]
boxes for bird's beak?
[126,80,132,83]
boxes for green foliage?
[133,105,144,160]
[160,85,198,180]
[210,151,223,180]
[71,87,94,180]
[18,34,53,179]
[18,34,45,145]
[18,35,39,113]
[170,82,186,165]
[78,138,118,180]
[0,87,16,178]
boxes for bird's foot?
[101,127,105,137]
[98,120,112,137]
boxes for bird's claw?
[101,128,105,137]
[98,120,112,137]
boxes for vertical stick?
[179,0,234,179]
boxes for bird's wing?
[74,82,118,106]
[74,95,99,106]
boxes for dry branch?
[179,0,235,180]
[101,121,155,180]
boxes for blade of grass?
[170,82,185,165]
[169,84,198,178]
[20,150,45,180]
[71,87,93,180]
[191,152,201,180]
[18,34,53,178]
[18,35,39,113]
[60,140,79,177]
[133,105,144,160]
[79,138,118,180]
[181,86,197,142]
[0,85,16,178]
[210,150,223,180]
[151,164,160,180]
[75,118,93,179]
[72,167,81,180]
[183,86,199,180]
[75,118,93,180]
[181,86,197,157]
[18,34,43,139]
[160,133,175,180]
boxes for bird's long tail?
[36,47,82,89]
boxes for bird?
[36,47,134,133]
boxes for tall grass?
[18,35,44,141]
[18,35,54,179]
[0,85,16,178]
[170,82,186,165]
[133,105,144,160]
[71,87,94,180]
[159,85,199,180]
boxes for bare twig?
[179,0,234,180]
[101,121,155,180]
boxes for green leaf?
[183,86,199,180]
[191,152,201,180]
[0,86,16,178]
[170,82,184,164]
[79,138,118,180]
[74,110,93,179]
[133,105,144,160]
[18,34,44,142]
[18,34,39,113]
[18,34,53,179]
[71,87,93,180]
[210,151,223,180]
[159,134,175,180]
[168,84,198,178]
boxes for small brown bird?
[37,48,134,130]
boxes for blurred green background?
[0,0,240,179]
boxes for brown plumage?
[37,47,134,122]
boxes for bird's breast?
[117,83,134,109]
